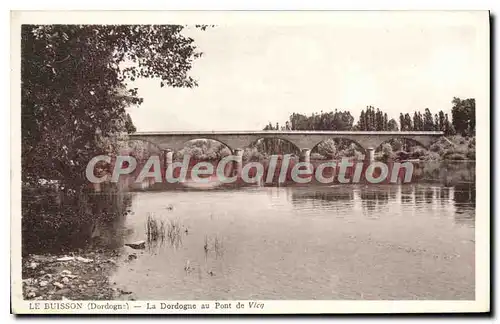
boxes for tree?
[413,112,420,131]
[404,113,413,131]
[387,118,399,131]
[358,110,367,130]
[434,114,440,131]
[124,113,136,134]
[375,108,383,130]
[439,111,446,132]
[451,97,475,136]
[22,25,206,186]
[399,113,405,131]
[383,113,389,131]
[423,108,434,131]
[444,113,456,136]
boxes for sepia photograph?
[11,10,490,314]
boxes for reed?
[214,235,224,258]
[166,218,182,248]
[145,213,166,243]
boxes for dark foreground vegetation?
[21,24,208,299]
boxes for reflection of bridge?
[129,130,444,163]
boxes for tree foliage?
[355,106,398,131]
[261,99,473,157]
[22,25,204,186]
[288,110,354,131]
[451,97,475,136]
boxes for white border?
[8,9,491,315]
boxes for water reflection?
[22,185,133,254]
[102,182,475,300]
[22,161,476,300]
[288,183,475,227]
[453,183,476,227]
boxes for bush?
[391,140,403,151]
[468,138,475,149]
[310,152,327,160]
[395,150,410,161]
[379,143,395,162]
[243,147,264,162]
[410,147,427,159]
[316,139,336,158]
[430,142,446,153]
[421,151,441,161]
[444,152,467,160]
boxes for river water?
[106,183,474,300]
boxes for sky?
[126,12,486,132]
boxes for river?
[103,183,474,300]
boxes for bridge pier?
[300,148,311,163]
[365,147,375,163]
[233,148,244,176]
[163,149,173,171]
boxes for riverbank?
[22,250,136,301]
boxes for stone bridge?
[128,130,444,163]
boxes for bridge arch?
[119,138,163,159]
[374,137,430,152]
[154,136,234,154]
[174,138,234,160]
[246,137,301,155]
[310,137,366,160]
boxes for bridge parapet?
[128,130,444,153]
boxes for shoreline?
[22,250,136,301]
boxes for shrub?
[317,139,336,158]
[391,140,403,151]
[310,152,327,160]
[430,142,447,153]
[468,138,476,149]
[410,147,427,159]
[421,151,441,161]
[445,153,467,160]
[395,150,410,161]
[379,143,395,162]
[243,147,264,162]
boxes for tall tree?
[423,108,434,131]
[451,97,475,136]
[434,114,440,131]
[413,112,420,131]
[383,113,389,131]
[438,111,446,132]
[444,113,456,136]
[399,113,405,131]
[404,113,413,131]
[22,25,206,186]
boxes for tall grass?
[145,213,165,243]
[214,235,224,259]
[145,214,184,248]
[166,218,183,248]
[203,234,224,259]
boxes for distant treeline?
[263,97,475,137]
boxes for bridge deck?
[130,131,444,136]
